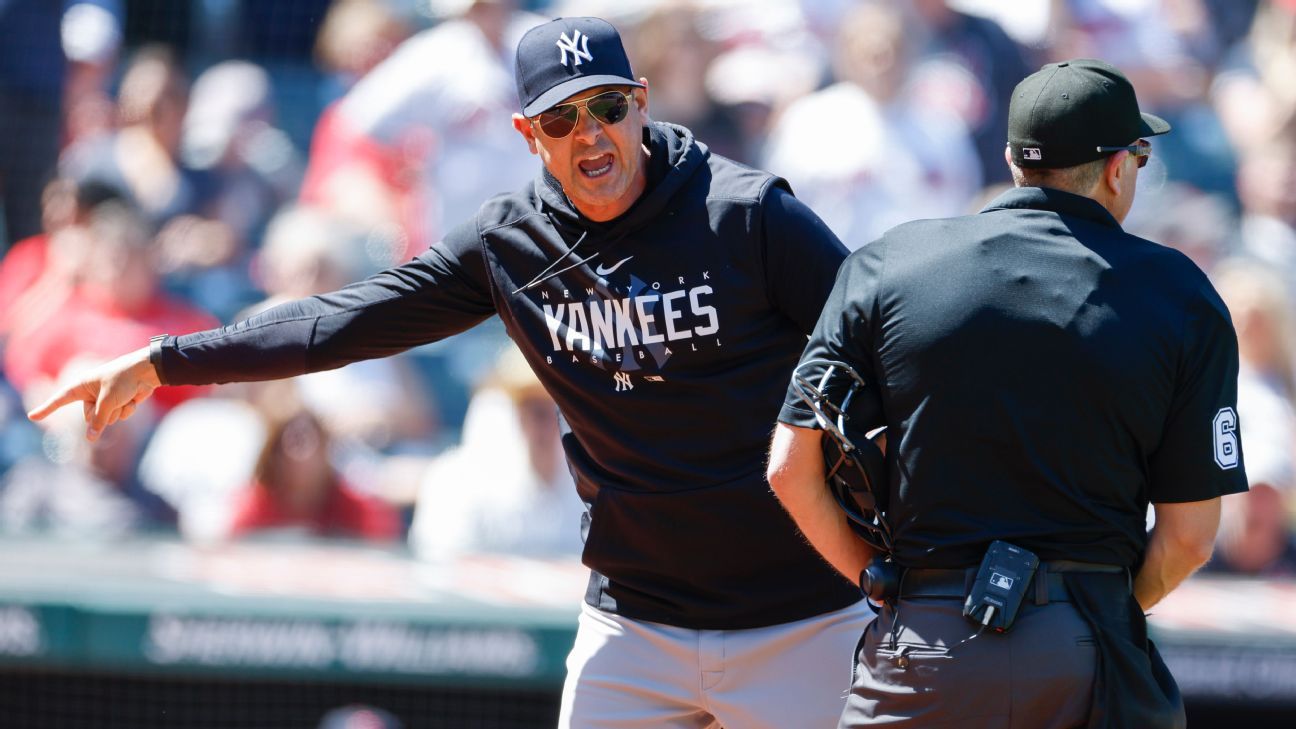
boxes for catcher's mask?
[790,360,893,555]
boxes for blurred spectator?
[60,44,255,322]
[0,177,123,340]
[228,407,402,542]
[1213,259,1296,491]
[62,0,124,152]
[1203,0,1264,58]
[1234,126,1296,290]
[409,345,584,560]
[61,45,214,227]
[624,2,748,163]
[245,205,439,451]
[314,0,413,103]
[1049,0,1212,97]
[1206,483,1296,576]
[135,382,272,543]
[904,0,1035,185]
[3,201,217,412]
[703,42,822,161]
[1,359,174,536]
[0,179,80,320]
[763,1,981,249]
[160,59,304,320]
[690,0,828,159]
[299,0,541,261]
[1211,0,1296,152]
[181,60,301,248]
[251,204,365,306]
[137,375,350,545]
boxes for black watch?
[148,334,168,384]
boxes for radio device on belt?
[790,360,898,602]
[963,540,1040,633]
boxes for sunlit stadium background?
[1,1,1295,727]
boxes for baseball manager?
[31,16,869,729]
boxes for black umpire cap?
[515,17,645,117]
[1007,58,1171,169]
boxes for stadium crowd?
[0,0,1293,575]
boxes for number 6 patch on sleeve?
[1212,407,1239,470]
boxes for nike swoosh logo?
[595,256,634,276]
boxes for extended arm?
[156,242,495,387]
[1133,498,1221,610]
[767,422,877,582]
[28,226,496,440]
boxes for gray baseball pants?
[559,599,875,729]
[840,597,1096,728]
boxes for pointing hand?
[27,346,162,441]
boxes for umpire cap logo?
[557,30,594,67]
[1023,148,1043,161]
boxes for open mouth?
[578,154,614,179]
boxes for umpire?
[768,59,1248,728]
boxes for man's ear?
[512,113,539,155]
[1102,151,1127,198]
[636,77,650,115]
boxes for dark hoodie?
[157,122,857,628]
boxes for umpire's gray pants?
[841,597,1095,728]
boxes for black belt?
[900,561,1126,604]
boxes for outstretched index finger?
[27,384,93,423]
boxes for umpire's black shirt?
[781,186,1249,569]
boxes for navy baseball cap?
[1008,58,1171,169]
[515,17,644,117]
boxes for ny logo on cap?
[556,30,593,67]
[1023,148,1043,161]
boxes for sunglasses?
[532,90,634,139]
[1096,139,1151,168]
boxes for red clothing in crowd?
[0,233,49,315]
[298,102,425,261]
[228,478,402,542]
[4,288,217,411]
